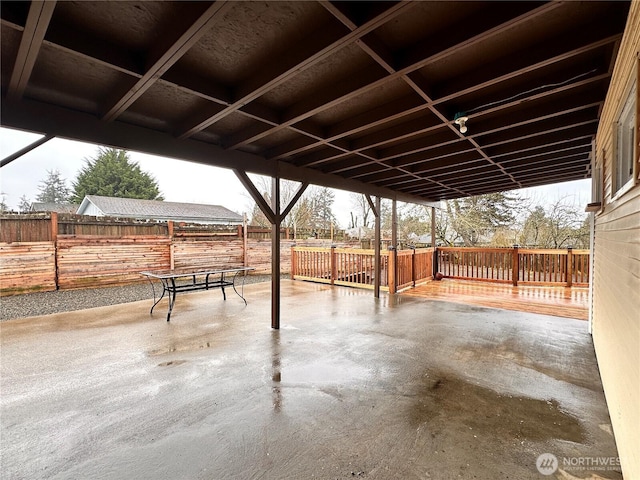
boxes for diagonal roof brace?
[0,134,55,168]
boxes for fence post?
[411,247,416,287]
[51,212,59,290]
[512,245,519,286]
[433,247,439,277]
[167,220,175,270]
[388,246,396,294]
[291,245,297,279]
[243,215,248,268]
[330,245,336,285]
[566,246,573,287]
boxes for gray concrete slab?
[1,281,621,479]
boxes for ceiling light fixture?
[454,112,468,134]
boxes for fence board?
[173,240,243,270]
[0,215,53,242]
[57,236,171,289]
[0,242,56,294]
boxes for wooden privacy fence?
[436,247,590,287]
[291,246,434,293]
[0,213,358,295]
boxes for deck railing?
[437,247,590,287]
[291,247,434,292]
[292,246,589,292]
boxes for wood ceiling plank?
[178,1,414,139]
[102,1,232,122]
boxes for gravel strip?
[0,274,286,321]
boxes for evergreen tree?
[18,195,32,213]
[308,186,336,231]
[35,169,71,203]
[446,192,519,246]
[71,148,163,202]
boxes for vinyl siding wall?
[592,2,640,478]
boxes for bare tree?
[349,193,372,228]
[519,196,588,248]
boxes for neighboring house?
[30,202,78,213]
[591,4,639,478]
[76,195,243,225]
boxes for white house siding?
[592,2,640,478]
[82,202,102,216]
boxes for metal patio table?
[140,266,255,321]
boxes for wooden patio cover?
[0,1,631,327]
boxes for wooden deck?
[403,279,589,320]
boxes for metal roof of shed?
[77,195,243,223]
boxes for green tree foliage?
[35,169,71,203]
[71,148,163,202]
[446,192,520,246]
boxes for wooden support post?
[374,196,381,298]
[431,206,438,277]
[391,199,397,249]
[512,245,519,287]
[390,198,397,294]
[235,170,305,331]
[271,176,281,330]
[566,246,573,288]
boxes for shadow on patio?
[1,280,618,479]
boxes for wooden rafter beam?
[7,1,56,101]
[0,97,435,205]
[226,2,563,149]
[268,32,621,162]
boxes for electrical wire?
[464,68,598,115]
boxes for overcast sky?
[0,126,591,228]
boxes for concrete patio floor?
[0,280,621,480]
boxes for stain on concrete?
[407,370,585,444]
[157,360,187,367]
[455,338,602,392]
